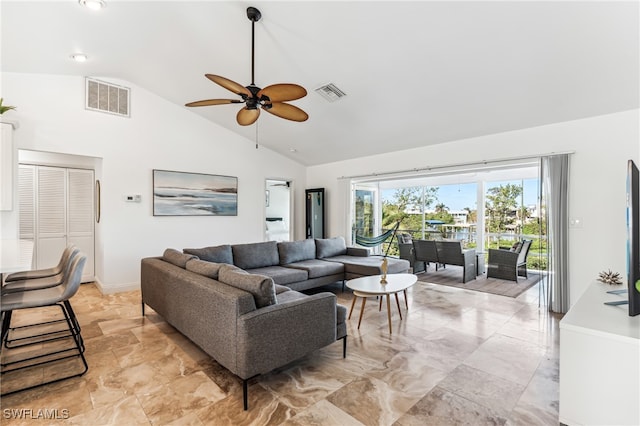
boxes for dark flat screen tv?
[605,159,640,316]
[626,159,640,316]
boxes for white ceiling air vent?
[85,77,130,117]
[315,83,347,102]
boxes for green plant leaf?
[635,279,640,294]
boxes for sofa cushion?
[232,241,279,270]
[275,290,308,303]
[284,259,344,279]
[245,265,308,285]
[163,248,197,268]
[315,236,347,258]
[183,245,233,264]
[218,264,277,308]
[274,284,291,294]
[185,259,222,279]
[278,239,316,265]
[325,255,410,276]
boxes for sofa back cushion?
[278,239,316,265]
[163,248,197,268]
[315,236,347,258]
[185,259,222,279]
[232,241,279,270]
[218,264,277,308]
[183,244,233,264]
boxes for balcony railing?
[358,227,548,271]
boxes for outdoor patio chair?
[397,233,425,273]
[412,239,441,273]
[487,239,532,282]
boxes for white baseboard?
[93,278,140,295]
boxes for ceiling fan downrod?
[247,7,261,88]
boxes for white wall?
[307,110,640,306]
[2,72,307,293]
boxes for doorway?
[18,150,99,283]
[265,179,292,242]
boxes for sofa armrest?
[235,292,337,379]
[346,247,370,257]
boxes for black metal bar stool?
[0,254,88,396]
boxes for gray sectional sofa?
[140,236,409,410]
[182,236,410,291]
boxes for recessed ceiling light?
[70,53,88,63]
[79,0,106,10]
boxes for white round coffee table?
[346,273,417,334]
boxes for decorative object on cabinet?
[0,98,16,115]
[597,269,623,285]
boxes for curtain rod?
[337,151,575,180]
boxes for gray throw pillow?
[278,239,316,264]
[163,248,197,268]
[185,259,222,279]
[183,244,233,264]
[231,241,279,270]
[218,264,277,308]
[315,236,347,258]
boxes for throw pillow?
[231,241,279,270]
[185,259,222,279]
[218,264,277,308]
[315,236,347,258]
[277,239,316,265]
[183,244,233,264]
[163,248,197,268]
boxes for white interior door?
[36,166,67,269]
[68,169,95,282]
[18,164,95,282]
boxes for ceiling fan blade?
[258,84,307,102]
[185,99,243,107]
[237,107,260,126]
[263,102,309,122]
[206,74,252,97]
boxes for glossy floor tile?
[1,277,561,425]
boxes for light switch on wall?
[569,217,583,228]
[125,194,141,202]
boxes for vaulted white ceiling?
[2,1,638,166]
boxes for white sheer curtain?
[541,154,570,313]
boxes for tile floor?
[1,277,561,425]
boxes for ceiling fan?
[185,6,308,126]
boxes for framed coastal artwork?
[153,169,238,216]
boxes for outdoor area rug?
[416,265,543,298]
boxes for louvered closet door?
[36,166,68,269]
[18,165,36,241]
[19,165,96,282]
[67,169,94,282]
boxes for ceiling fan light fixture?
[79,0,106,10]
[185,6,308,126]
[70,53,88,62]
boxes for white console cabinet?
[0,120,17,210]
[559,281,640,425]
